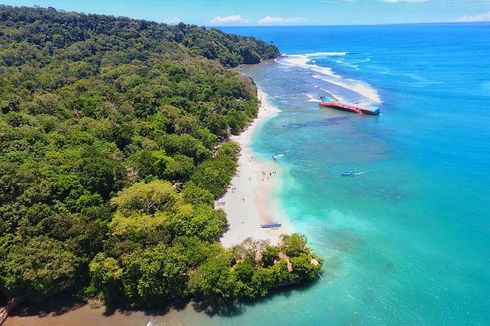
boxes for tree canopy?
[0,5,321,309]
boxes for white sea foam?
[281,54,338,78]
[314,75,378,105]
[307,51,348,57]
[336,60,359,70]
[278,53,381,103]
[305,93,322,102]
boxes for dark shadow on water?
[190,277,323,319]
[239,278,323,313]
[191,298,246,317]
[110,280,324,319]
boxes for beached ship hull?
[319,97,380,116]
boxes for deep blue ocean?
[186,24,490,325]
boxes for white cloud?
[209,15,248,25]
[257,16,305,24]
[458,11,490,22]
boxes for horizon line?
[209,21,490,28]
[2,4,490,27]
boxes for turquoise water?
[188,25,490,325]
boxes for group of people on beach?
[261,170,277,182]
[223,154,279,206]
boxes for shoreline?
[219,88,291,247]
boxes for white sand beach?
[219,89,291,247]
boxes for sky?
[2,0,490,25]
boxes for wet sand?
[6,303,186,326]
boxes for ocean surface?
[186,25,490,325]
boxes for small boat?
[272,155,277,161]
[341,168,363,177]
[319,96,380,116]
[261,222,282,228]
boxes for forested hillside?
[0,6,321,309]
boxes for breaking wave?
[277,52,381,103]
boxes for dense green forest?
[0,6,322,309]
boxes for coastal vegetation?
[0,5,322,310]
